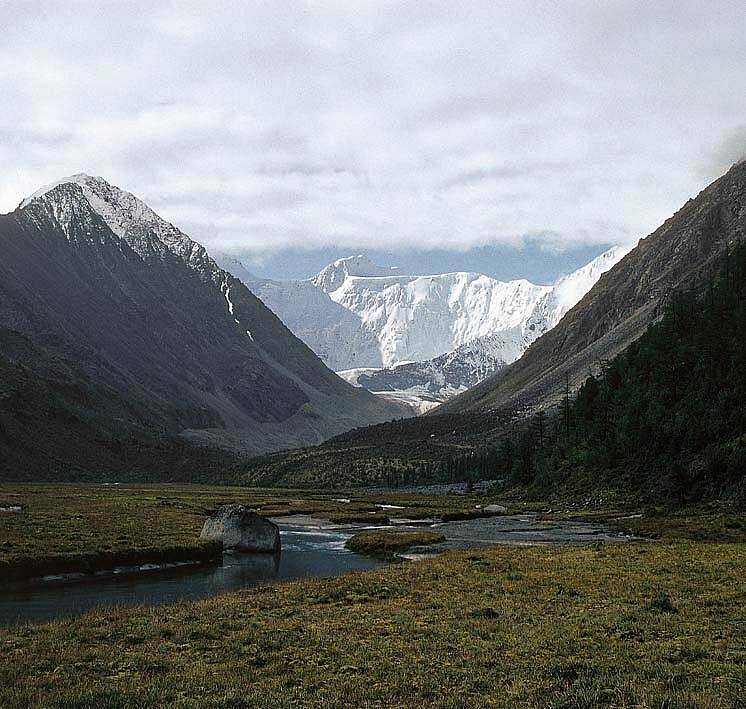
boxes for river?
[0,513,633,627]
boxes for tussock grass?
[0,541,743,707]
[346,530,446,555]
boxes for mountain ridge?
[221,246,628,404]
[438,160,746,417]
[236,162,746,489]
[0,175,406,478]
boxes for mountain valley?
[219,247,628,410]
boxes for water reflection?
[0,521,385,627]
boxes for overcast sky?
[2,1,746,279]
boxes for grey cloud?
[1,1,746,259]
[700,126,746,180]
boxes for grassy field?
[0,540,743,707]
[0,484,744,707]
[0,483,512,578]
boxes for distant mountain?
[215,256,382,373]
[440,160,746,417]
[222,248,627,407]
[240,163,746,491]
[0,175,405,478]
[312,254,403,293]
[337,333,524,413]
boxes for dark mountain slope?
[0,329,236,481]
[241,241,746,498]
[438,161,746,416]
[0,175,405,479]
[443,241,746,504]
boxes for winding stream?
[0,513,634,627]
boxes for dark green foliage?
[500,241,746,503]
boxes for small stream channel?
[0,513,634,627]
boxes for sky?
[2,1,746,280]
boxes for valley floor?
[0,483,518,579]
[0,485,743,707]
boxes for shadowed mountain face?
[0,175,405,478]
[438,161,746,417]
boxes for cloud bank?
[2,1,746,257]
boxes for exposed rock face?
[440,161,746,416]
[200,505,281,553]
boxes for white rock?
[200,505,281,553]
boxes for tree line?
[429,241,746,505]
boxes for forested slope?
[242,243,746,504]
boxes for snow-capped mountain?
[312,254,403,293]
[324,265,552,367]
[334,246,629,407]
[221,247,629,407]
[214,256,384,372]
[520,246,631,340]
[1,175,406,476]
[337,332,522,412]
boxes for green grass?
[0,541,743,707]
[345,530,446,555]
[0,484,510,578]
[1,484,743,707]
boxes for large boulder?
[200,505,281,553]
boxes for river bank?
[1,483,743,706]
[0,506,636,626]
[1,538,743,707]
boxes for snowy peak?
[549,245,631,321]
[18,173,106,210]
[18,173,222,277]
[330,247,629,407]
[324,266,552,367]
[242,246,627,376]
[312,254,403,293]
[3,176,408,462]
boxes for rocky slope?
[0,175,405,477]
[336,333,522,413]
[439,160,746,416]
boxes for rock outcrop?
[200,505,281,553]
